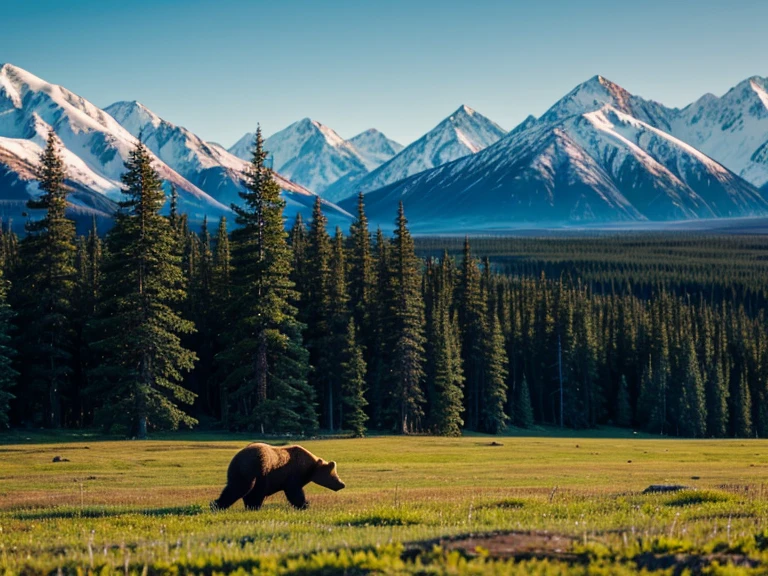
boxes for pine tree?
[213,217,231,299]
[73,218,102,427]
[304,197,333,428]
[326,227,350,428]
[91,139,197,438]
[340,319,368,437]
[289,213,309,305]
[425,253,464,436]
[481,309,509,434]
[189,217,215,415]
[615,375,632,427]
[731,369,752,437]
[706,318,729,437]
[514,374,534,428]
[0,269,17,428]
[367,227,391,429]
[221,127,316,433]
[348,192,376,355]
[14,130,76,427]
[385,203,426,434]
[678,336,707,437]
[210,216,231,422]
[458,237,487,430]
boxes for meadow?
[2,431,768,574]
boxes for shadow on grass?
[12,504,204,520]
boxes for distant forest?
[0,129,766,438]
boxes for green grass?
[1,432,768,574]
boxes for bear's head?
[311,459,346,491]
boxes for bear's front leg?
[285,486,309,509]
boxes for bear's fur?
[211,443,345,511]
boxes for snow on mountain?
[0,135,117,229]
[105,103,352,226]
[348,128,403,170]
[669,76,768,188]
[540,75,674,129]
[0,63,228,219]
[323,105,506,203]
[229,118,369,195]
[343,79,767,229]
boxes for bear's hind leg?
[212,483,250,511]
[243,485,266,510]
[285,486,308,510]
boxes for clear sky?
[3,0,768,148]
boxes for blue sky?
[3,0,768,147]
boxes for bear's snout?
[334,480,346,491]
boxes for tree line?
[0,129,765,438]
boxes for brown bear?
[211,443,345,511]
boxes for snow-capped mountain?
[0,63,229,221]
[229,119,368,194]
[342,77,767,229]
[348,128,403,169]
[105,102,353,227]
[668,76,768,188]
[324,105,506,203]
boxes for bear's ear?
[329,461,337,470]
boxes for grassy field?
[1,431,768,574]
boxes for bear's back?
[229,443,319,488]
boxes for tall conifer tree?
[15,130,76,427]
[426,254,464,436]
[91,139,197,438]
[385,203,426,433]
[221,128,316,433]
[340,319,368,437]
[458,238,487,430]
[304,198,333,427]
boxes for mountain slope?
[669,76,768,188]
[105,103,353,226]
[0,63,228,219]
[230,119,368,194]
[343,77,767,229]
[324,105,506,203]
[348,128,403,169]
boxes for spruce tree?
[189,217,215,415]
[326,227,350,428]
[289,213,309,305]
[514,374,534,428]
[14,130,76,427]
[213,217,231,299]
[367,227,391,428]
[211,216,231,422]
[348,191,376,356]
[0,269,17,428]
[706,318,729,437]
[91,139,197,438]
[458,237,488,430]
[340,319,368,437]
[73,218,102,427]
[481,309,509,434]
[221,127,316,433]
[385,203,426,433]
[678,336,707,437]
[304,197,333,428]
[425,253,464,436]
